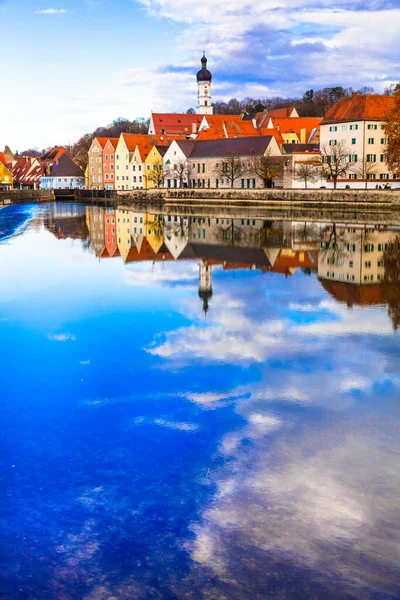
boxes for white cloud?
[35,8,67,14]
[48,333,76,342]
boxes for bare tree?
[172,161,189,188]
[352,157,378,189]
[319,141,351,189]
[247,151,281,188]
[383,90,400,176]
[214,153,247,188]
[145,160,166,188]
[295,162,321,189]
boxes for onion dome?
[197,52,212,82]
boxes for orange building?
[103,138,119,190]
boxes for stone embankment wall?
[0,190,54,205]
[110,187,400,208]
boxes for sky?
[0,0,399,151]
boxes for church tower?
[198,260,213,315]
[196,53,213,115]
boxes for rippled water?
[1,202,400,600]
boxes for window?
[365,261,371,268]
[329,139,337,146]
[366,154,376,162]
[342,125,347,131]
[380,154,385,162]
[105,154,108,160]
[367,124,378,130]
[329,126,338,132]
[380,173,389,179]
[351,138,356,145]
[111,154,114,160]
[147,165,150,171]
[348,173,358,180]
[381,138,387,144]
[349,124,359,130]
[116,155,119,160]
[368,138,375,144]
[110,164,114,170]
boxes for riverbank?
[2,187,400,210]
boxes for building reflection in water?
[42,204,400,330]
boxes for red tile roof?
[198,116,259,139]
[104,138,119,149]
[93,138,109,149]
[322,94,396,124]
[151,113,203,136]
[267,117,322,142]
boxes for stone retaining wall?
[0,190,54,205]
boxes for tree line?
[187,83,400,118]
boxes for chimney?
[192,122,197,134]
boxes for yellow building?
[116,208,134,262]
[144,146,168,189]
[0,154,13,189]
[144,212,164,253]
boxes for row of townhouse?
[86,93,398,191]
[0,145,85,190]
[86,110,322,191]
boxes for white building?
[163,140,196,188]
[320,94,399,189]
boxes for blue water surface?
[1,203,400,600]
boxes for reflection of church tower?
[196,52,213,115]
[198,260,213,314]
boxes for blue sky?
[1,0,399,151]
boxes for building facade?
[320,94,398,188]
[88,138,107,189]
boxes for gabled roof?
[258,128,284,146]
[189,136,275,159]
[92,138,109,150]
[0,152,8,167]
[267,117,322,142]
[174,140,197,158]
[151,113,203,136]
[268,107,299,119]
[104,138,119,149]
[198,115,258,139]
[41,146,65,162]
[321,94,396,124]
[49,154,84,178]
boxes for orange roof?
[122,133,185,153]
[198,115,259,139]
[93,137,109,149]
[151,113,203,136]
[268,117,321,141]
[0,152,7,166]
[104,138,119,149]
[322,94,396,124]
[319,279,384,305]
[258,127,284,146]
[268,107,298,118]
